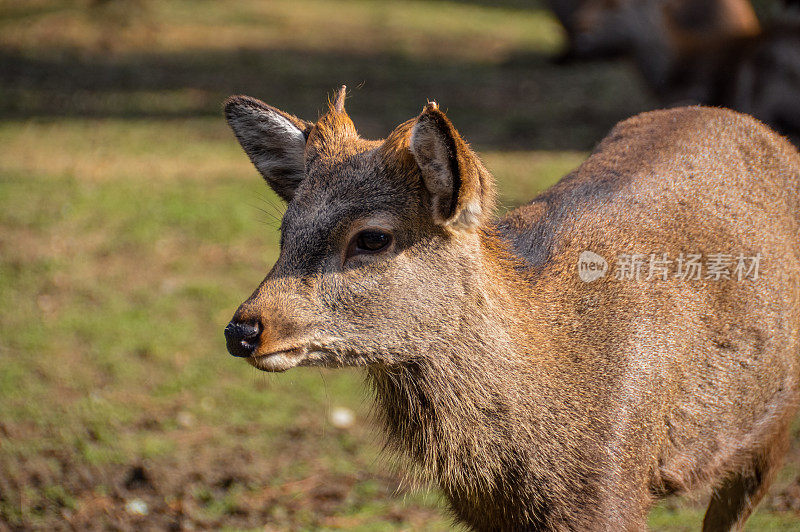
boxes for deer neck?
[366,230,549,494]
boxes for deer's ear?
[224,95,313,202]
[409,103,494,231]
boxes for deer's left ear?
[410,103,495,231]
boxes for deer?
[546,0,760,64]
[563,0,800,143]
[661,22,800,144]
[223,86,800,531]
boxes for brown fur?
[223,90,800,531]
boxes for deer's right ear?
[224,96,313,202]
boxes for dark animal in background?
[223,87,800,531]
[546,0,760,63]
[664,22,800,143]
[548,0,800,142]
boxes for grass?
[0,117,566,529]
[0,0,798,529]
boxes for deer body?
[224,91,800,531]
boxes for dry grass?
[0,0,561,61]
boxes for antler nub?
[334,85,347,112]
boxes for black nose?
[224,320,261,357]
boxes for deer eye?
[346,230,392,259]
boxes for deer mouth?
[247,347,306,372]
[247,344,368,372]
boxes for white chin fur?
[248,352,301,372]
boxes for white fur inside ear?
[226,98,308,201]
[447,197,482,230]
[267,112,306,144]
[246,111,306,196]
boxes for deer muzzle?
[224,320,262,357]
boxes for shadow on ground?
[0,45,655,151]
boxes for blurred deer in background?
[546,0,760,63]
[223,87,800,531]
[663,21,800,143]
[555,0,800,142]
